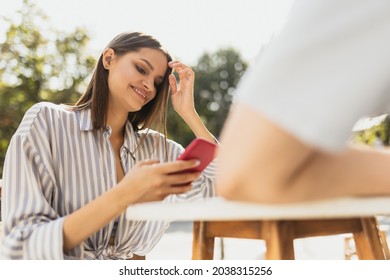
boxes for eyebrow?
[141,58,164,82]
[141,58,155,71]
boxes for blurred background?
[2,0,390,178]
[0,0,295,177]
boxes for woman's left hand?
[168,61,217,143]
[168,61,196,118]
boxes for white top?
[126,196,390,222]
[237,0,390,151]
[0,103,216,259]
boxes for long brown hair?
[73,32,172,135]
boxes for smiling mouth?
[132,86,147,100]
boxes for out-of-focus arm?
[216,102,390,203]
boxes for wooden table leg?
[379,230,390,259]
[353,217,386,260]
[192,221,215,260]
[263,221,295,260]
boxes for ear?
[102,48,115,69]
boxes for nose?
[142,78,153,91]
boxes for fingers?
[169,74,177,94]
[136,159,199,173]
[158,159,200,174]
[166,171,201,185]
[168,61,194,81]
[168,61,190,71]
[134,160,200,191]
[178,68,194,81]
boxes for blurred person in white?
[217,0,390,203]
[1,32,217,259]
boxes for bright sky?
[0,0,294,65]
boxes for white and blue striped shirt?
[0,102,216,259]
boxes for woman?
[1,32,217,259]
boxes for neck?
[106,107,127,139]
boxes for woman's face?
[106,47,168,114]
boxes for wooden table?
[126,197,390,260]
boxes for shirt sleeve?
[0,104,83,259]
[236,0,390,151]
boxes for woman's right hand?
[117,159,201,206]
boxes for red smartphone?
[177,138,217,173]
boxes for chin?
[134,105,144,112]
[126,102,143,113]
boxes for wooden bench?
[126,197,390,260]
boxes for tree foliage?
[351,116,390,147]
[0,0,95,177]
[0,1,249,177]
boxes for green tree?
[352,115,390,147]
[0,0,95,177]
[167,48,248,146]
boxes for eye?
[136,65,146,74]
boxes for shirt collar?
[123,120,139,154]
[77,108,139,153]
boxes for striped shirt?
[0,102,216,259]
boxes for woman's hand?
[168,60,218,144]
[117,159,201,206]
[168,61,196,118]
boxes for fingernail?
[194,160,201,166]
